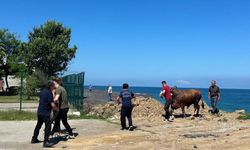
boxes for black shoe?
[120,127,127,130]
[43,141,53,148]
[31,139,42,144]
[128,126,135,131]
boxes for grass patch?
[0,95,38,103]
[0,110,36,121]
[0,111,104,121]
[68,112,105,120]
[237,114,250,120]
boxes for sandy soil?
[61,111,250,150]
[1,91,250,150]
[1,110,250,150]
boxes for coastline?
[84,86,250,113]
[90,86,250,113]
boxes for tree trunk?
[5,74,9,90]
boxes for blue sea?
[91,86,250,113]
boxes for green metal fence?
[62,72,85,111]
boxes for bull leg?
[194,105,197,114]
[181,106,186,118]
[194,103,200,117]
[196,104,200,116]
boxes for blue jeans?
[211,96,218,113]
[108,93,112,101]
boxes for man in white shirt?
[108,85,113,101]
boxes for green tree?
[24,21,77,76]
[25,69,48,100]
[0,29,21,89]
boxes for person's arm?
[51,102,59,111]
[131,92,138,106]
[162,89,166,94]
[131,92,136,99]
[217,87,221,100]
[208,87,211,99]
[48,92,58,111]
[217,93,220,100]
[52,89,56,99]
[53,88,61,102]
[116,92,122,105]
[116,96,121,105]
[54,94,60,102]
[160,89,166,97]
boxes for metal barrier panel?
[62,72,84,111]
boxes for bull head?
[171,86,178,97]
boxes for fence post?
[19,69,24,111]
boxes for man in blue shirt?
[31,81,57,148]
[116,83,136,131]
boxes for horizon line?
[84,84,250,90]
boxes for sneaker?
[43,141,53,148]
[31,138,41,144]
[167,117,174,122]
[67,133,76,139]
[128,126,135,131]
[67,135,75,139]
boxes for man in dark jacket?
[116,83,136,131]
[31,81,57,148]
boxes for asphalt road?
[0,119,118,150]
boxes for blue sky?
[1,0,250,89]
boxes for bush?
[237,114,250,120]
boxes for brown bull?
[171,86,204,117]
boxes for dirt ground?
[60,113,250,150]
[1,91,250,150]
[0,119,118,150]
[1,111,250,150]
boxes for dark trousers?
[164,100,172,119]
[32,115,51,142]
[120,106,133,129]
[52,108,72,135]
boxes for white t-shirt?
[108,86,112,94]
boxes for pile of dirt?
[88,96,165,121]
[87,96,214,123]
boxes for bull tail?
[199,94,205,109]
[200,98,205,109]
[201,99,205,109]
